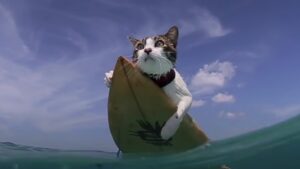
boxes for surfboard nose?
[118,56,131,67]
[118,56,126,64]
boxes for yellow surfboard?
[108,57,208,153]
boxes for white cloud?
[0,3,31,59]
[179,8,231,38]
[0,4,121,132]
[219,111,245,119]
[133,6,230,41]
[221,46,270,73]
[192,99,206,107]
[0,56,108,131]
[269,104,300,118]
[36,113,106,132]
[212,93,235,103]
[190,60,236,95]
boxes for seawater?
[1,115,300,169]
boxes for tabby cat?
[104,26,192,140]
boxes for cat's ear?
[165,26,179,46]
[128,36,139,46]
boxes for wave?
[1,114,300,169]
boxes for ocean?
[1,114,300,169]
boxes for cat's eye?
[155,40,164,47]
[136,43,144,50]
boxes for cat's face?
[129,26,178,75]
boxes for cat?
[104,26,192,140]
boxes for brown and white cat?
[104,26,192,140]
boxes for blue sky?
[0,0,300,151]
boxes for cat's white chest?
[162,69,192,105]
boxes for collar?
[143,69,176,88]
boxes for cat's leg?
[161,95,192,140]
[104,70,114,88]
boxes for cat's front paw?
[160,113,181,140]
[104,70,114,88]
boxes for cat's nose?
[144,48,152,55]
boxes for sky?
[0,0,300,151]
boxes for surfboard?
[108,57,208,153]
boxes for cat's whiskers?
[156,55,173,74]
[158,58,163,78]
